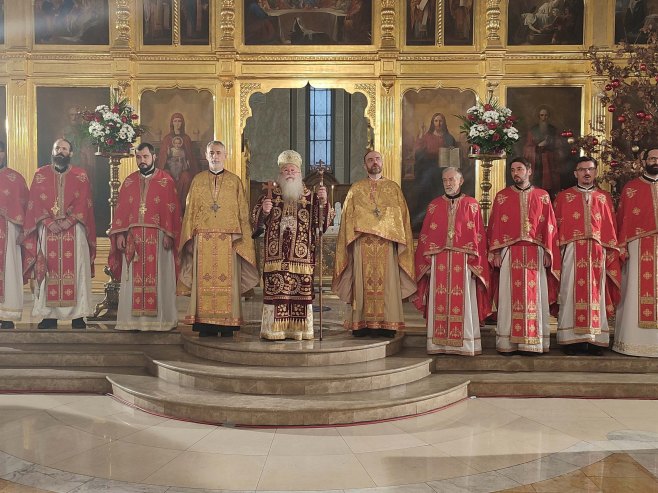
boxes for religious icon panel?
[401,87,477,235]
[507,0,584,46]
[243,0,372,45]
[143,0,210,45]
[34,0,109,45]
[506,86,582,198]
[0,0,5,45]
[36,86,111,237]
[615,0,658,44]
[140,88,214,212]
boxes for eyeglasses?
[576,167,596,172]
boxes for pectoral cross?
[51,202,60,216]
[210,202,220,213]
[262,180,276,199]
[373,207,381,217]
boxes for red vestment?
[488,186,560,344]
[617,176,658,328]
[0,167,28,301]
[554,187,620,330]
[414,195,491,346]
[109,169,181,317]
[23,165,96,306]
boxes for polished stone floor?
[1,394,658,492]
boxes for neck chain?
[209,171,225,214]
[369,178,382,217]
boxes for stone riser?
[469,382,658,399]
[0,376,111,393]
[403,330,561,349]
[0,352,146,368]
[110,381,469,426]
[149,359,432,395]
[183,337,404,367]
[0,330,182,345]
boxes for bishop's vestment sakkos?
[488,186,560,353]
[252,185,328,340]
[333,177,416,331]
[109,169,182,331]
[414,195,491,356]
[614,176,658,356]
[554,186,620,347]
[23,165,96,320]
[178,169,259,330]
[0,167,28,321]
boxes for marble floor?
[1,394,658,492]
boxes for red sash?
[432,251,468,346]
[509,244,541,345]
[638,235,658,328]
[44,219,77,306]
[127,227,159,316]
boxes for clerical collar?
[445,192,462,200]
[576,184,595,191]
[643,173,658,183]
[210,168,224,176]
[140,165,155,177]
[514,184,532,192]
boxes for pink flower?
[484,104,493,111]
[492,133,501,141]
[487,122,498,130]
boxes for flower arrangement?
[82,98,145,154]
[458,98,520,156]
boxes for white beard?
[279,175,304,202]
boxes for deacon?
[488,157,560,354]
[413,167,491,356]
[23,138,96,330]
[109,143,182,331]
[251,150,328,341]
[0,141,29,329]
[333,150,416,338]
[178,140,259,337]
[554,157,620,355]
[614,146,658,357]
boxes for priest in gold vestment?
[333,150,416,337]
[178,140,259,337]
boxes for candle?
[331,184,335,205]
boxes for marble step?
[465,371,658,399]
[0,367,148,393]
[434,348,657,373]
[0,344,147,367]
[0,326,182,344]
[404,328,563,349]
[107,373,469,426]
[149,348,432,395]
[181,327,404,367]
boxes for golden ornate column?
[380,78,397,182]
[486,0,502,47]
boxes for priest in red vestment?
[554,156,620,356]
[251,150,328,341]
[488,157,560,354]
[22,138,96,330]
[614,146,658,357]
[413,167,491,356]
[109,143,182,331]
[0,140,29,329]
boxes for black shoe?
[352,328,370,337]
[220,330,233,338]
[198,330,218,338]
[71,318,86,329]
[0,320,14,329]
[563,344,578,356]
[376,329,396,338]
[498,351,517,356]
[587,344,604,356]
[37,318,58,330]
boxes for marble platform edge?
[149,357,433,395]
[0,328,183,345]
[108,376,471,426]
[0,351,147,368]
[182,337,404,367]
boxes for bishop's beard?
[279,174,304,202]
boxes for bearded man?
[23,138,96,330]
[252,150,328,341]
[614,146,658,357]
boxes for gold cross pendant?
[211,203,220,213]
[373,207,381,217]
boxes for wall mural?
[34,0,109,45]
[507,0,584,46]
[507,86,582,198]
[244,0,372,45]
[401,87,476,234]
